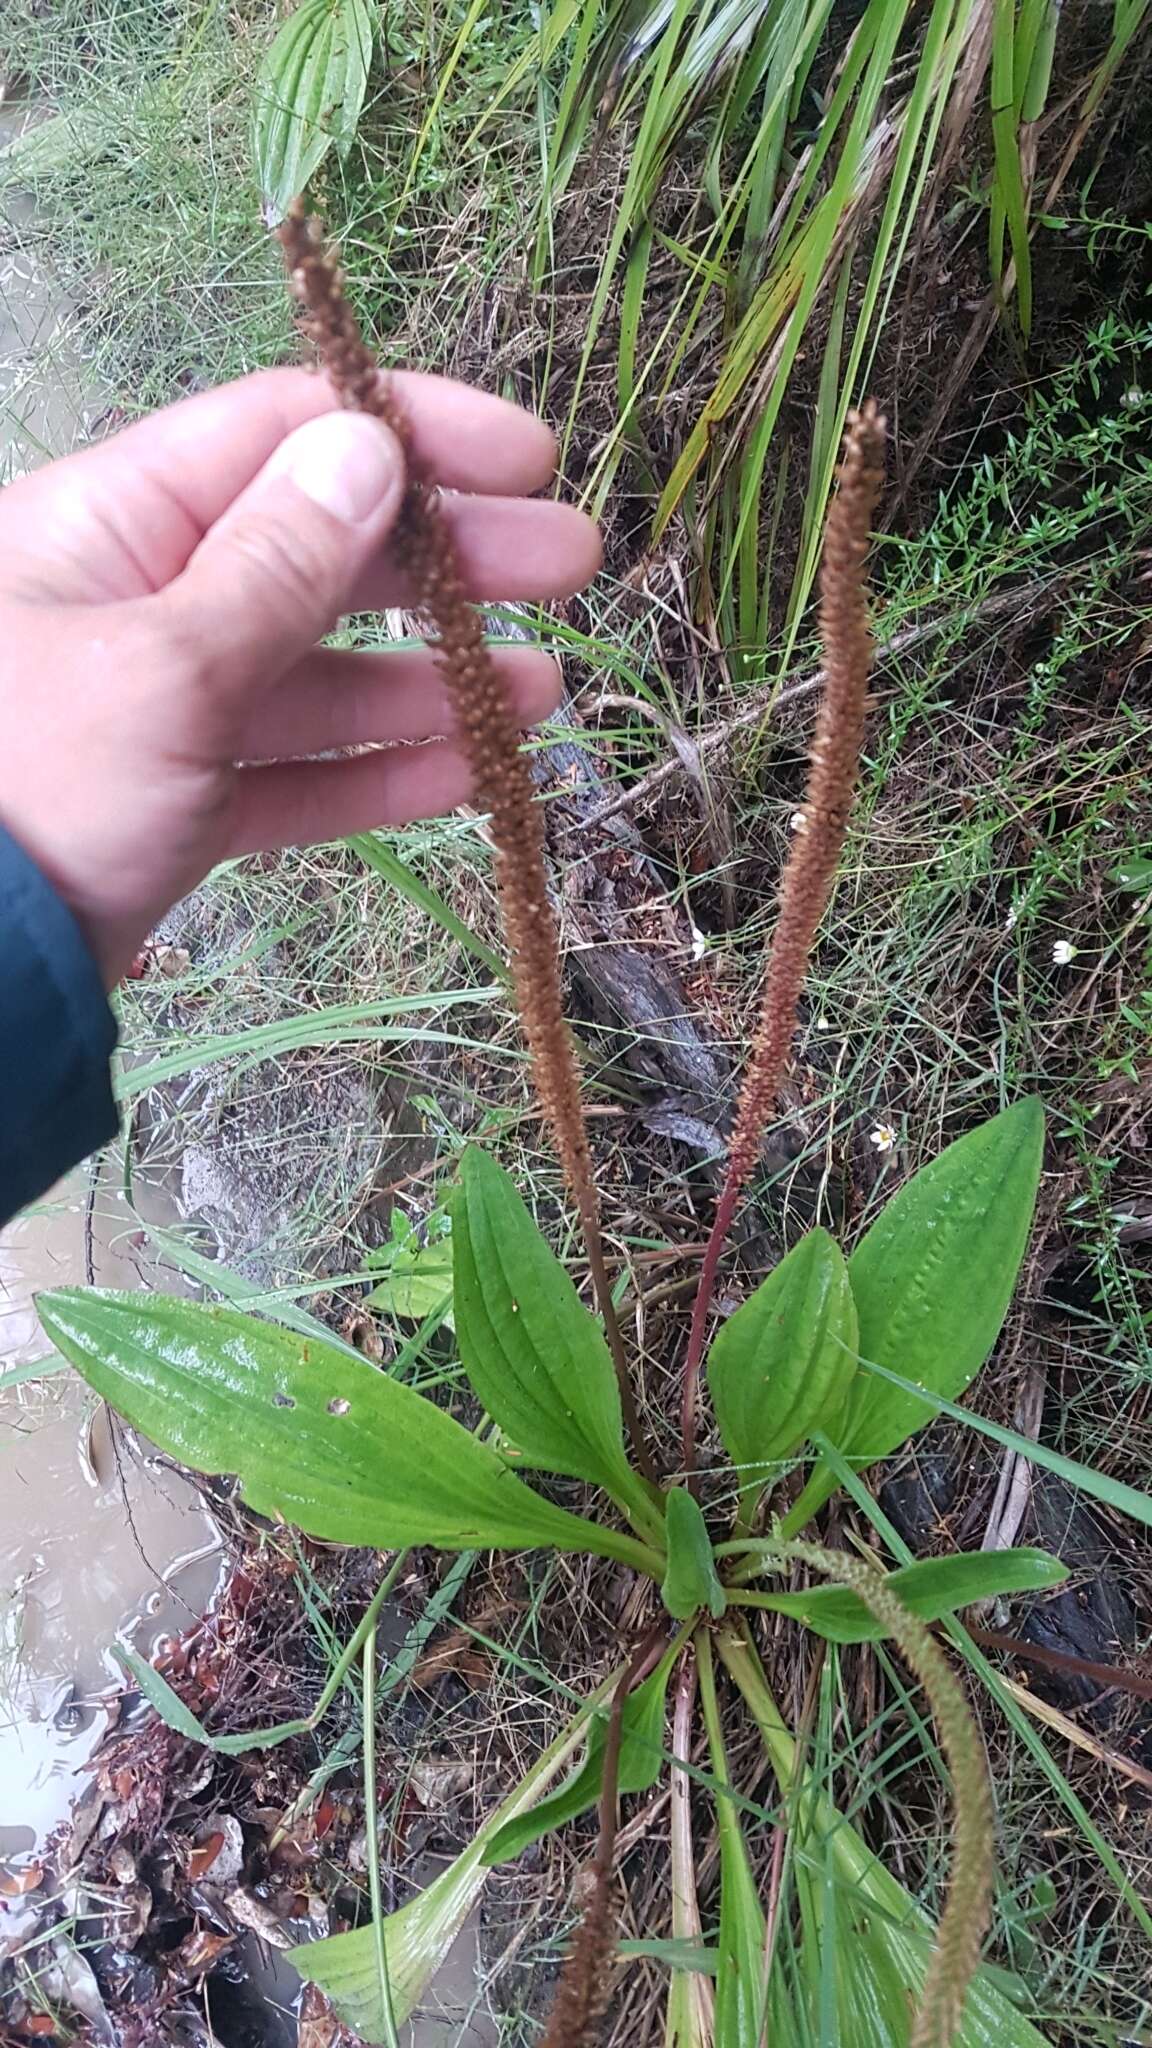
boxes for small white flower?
[1051,939,1078,966]
[1004,907,1018,933]
[689,923,708,963]
[790,809,808,833]
[869,1123,897,1154]
[816,1014,830,1031]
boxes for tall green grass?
[472,0,1150,644]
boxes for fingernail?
[271,412,402,524]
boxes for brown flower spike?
[784,1541,993,2045]
[681,404,887,1481]
[276,205,655,1482]
[539,1652,639,2048]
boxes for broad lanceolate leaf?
[293,1675,604,2039]
[453,1148,658,1534]
[481,1648,678,1867]
[707,1228,858,1503]
[662,1488,726,1620]
[37,1291,656,1572]
[785,1100,1044,1532]
[254,0,375,227]
[749,1548,1068,1644]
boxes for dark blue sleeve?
[0,824,119,1225]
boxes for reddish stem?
[678,406,885,1490]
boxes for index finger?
[115,365,560,509]
[1,367,558,601]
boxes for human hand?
[0,368,600,987]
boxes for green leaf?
[786,1100,1044,1530]
[0,97,160,177]
[36,1291,656,1573]
[712,1816,766,2048]
[294,1674,605,2039]
[117,1644,225,1745]
[747,1548,1068,1643]
[114,1639,346,1757]
[697,1637,767,2048]
[821,1372,1152,1535]
[111,1552,428,1756]
[618,1939,719,1974]
[1111,853,1152,894]
[661,1489,726,1620]
[453,1149,655,1531]
[0,1353,69,1392]
[364,1237,454,1328]
[665,1955,716,2048]
[350,833,510,985]
[253,0,375,228]
[815,1433,1152,1948]
[718,1623,1054,2048]
[707,1228,858,1501]
[481,1649,677,1867]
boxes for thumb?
[163,410,405,697]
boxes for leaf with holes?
[453,1148,656,1532]
[253,0,376,227]
[746,1548,1068,1642]
[785,1100,1044,1531]
[707,1228,857,1507]
[480,1648,677,1867]
[661,1488,726,1620]
[36,1291,656,1571]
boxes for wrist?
[0,803,125,990]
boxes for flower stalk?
[277,204,656,1485]
[680,405,886,1485]
[539,1658,633,2048]
[773,1538,994,2046]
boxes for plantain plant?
[36,223,1067,2046]
[39,1105,1055,2044]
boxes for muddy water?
[0,1182,495,2043]
[0,1169,223,1894]
[0,99,107,480]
